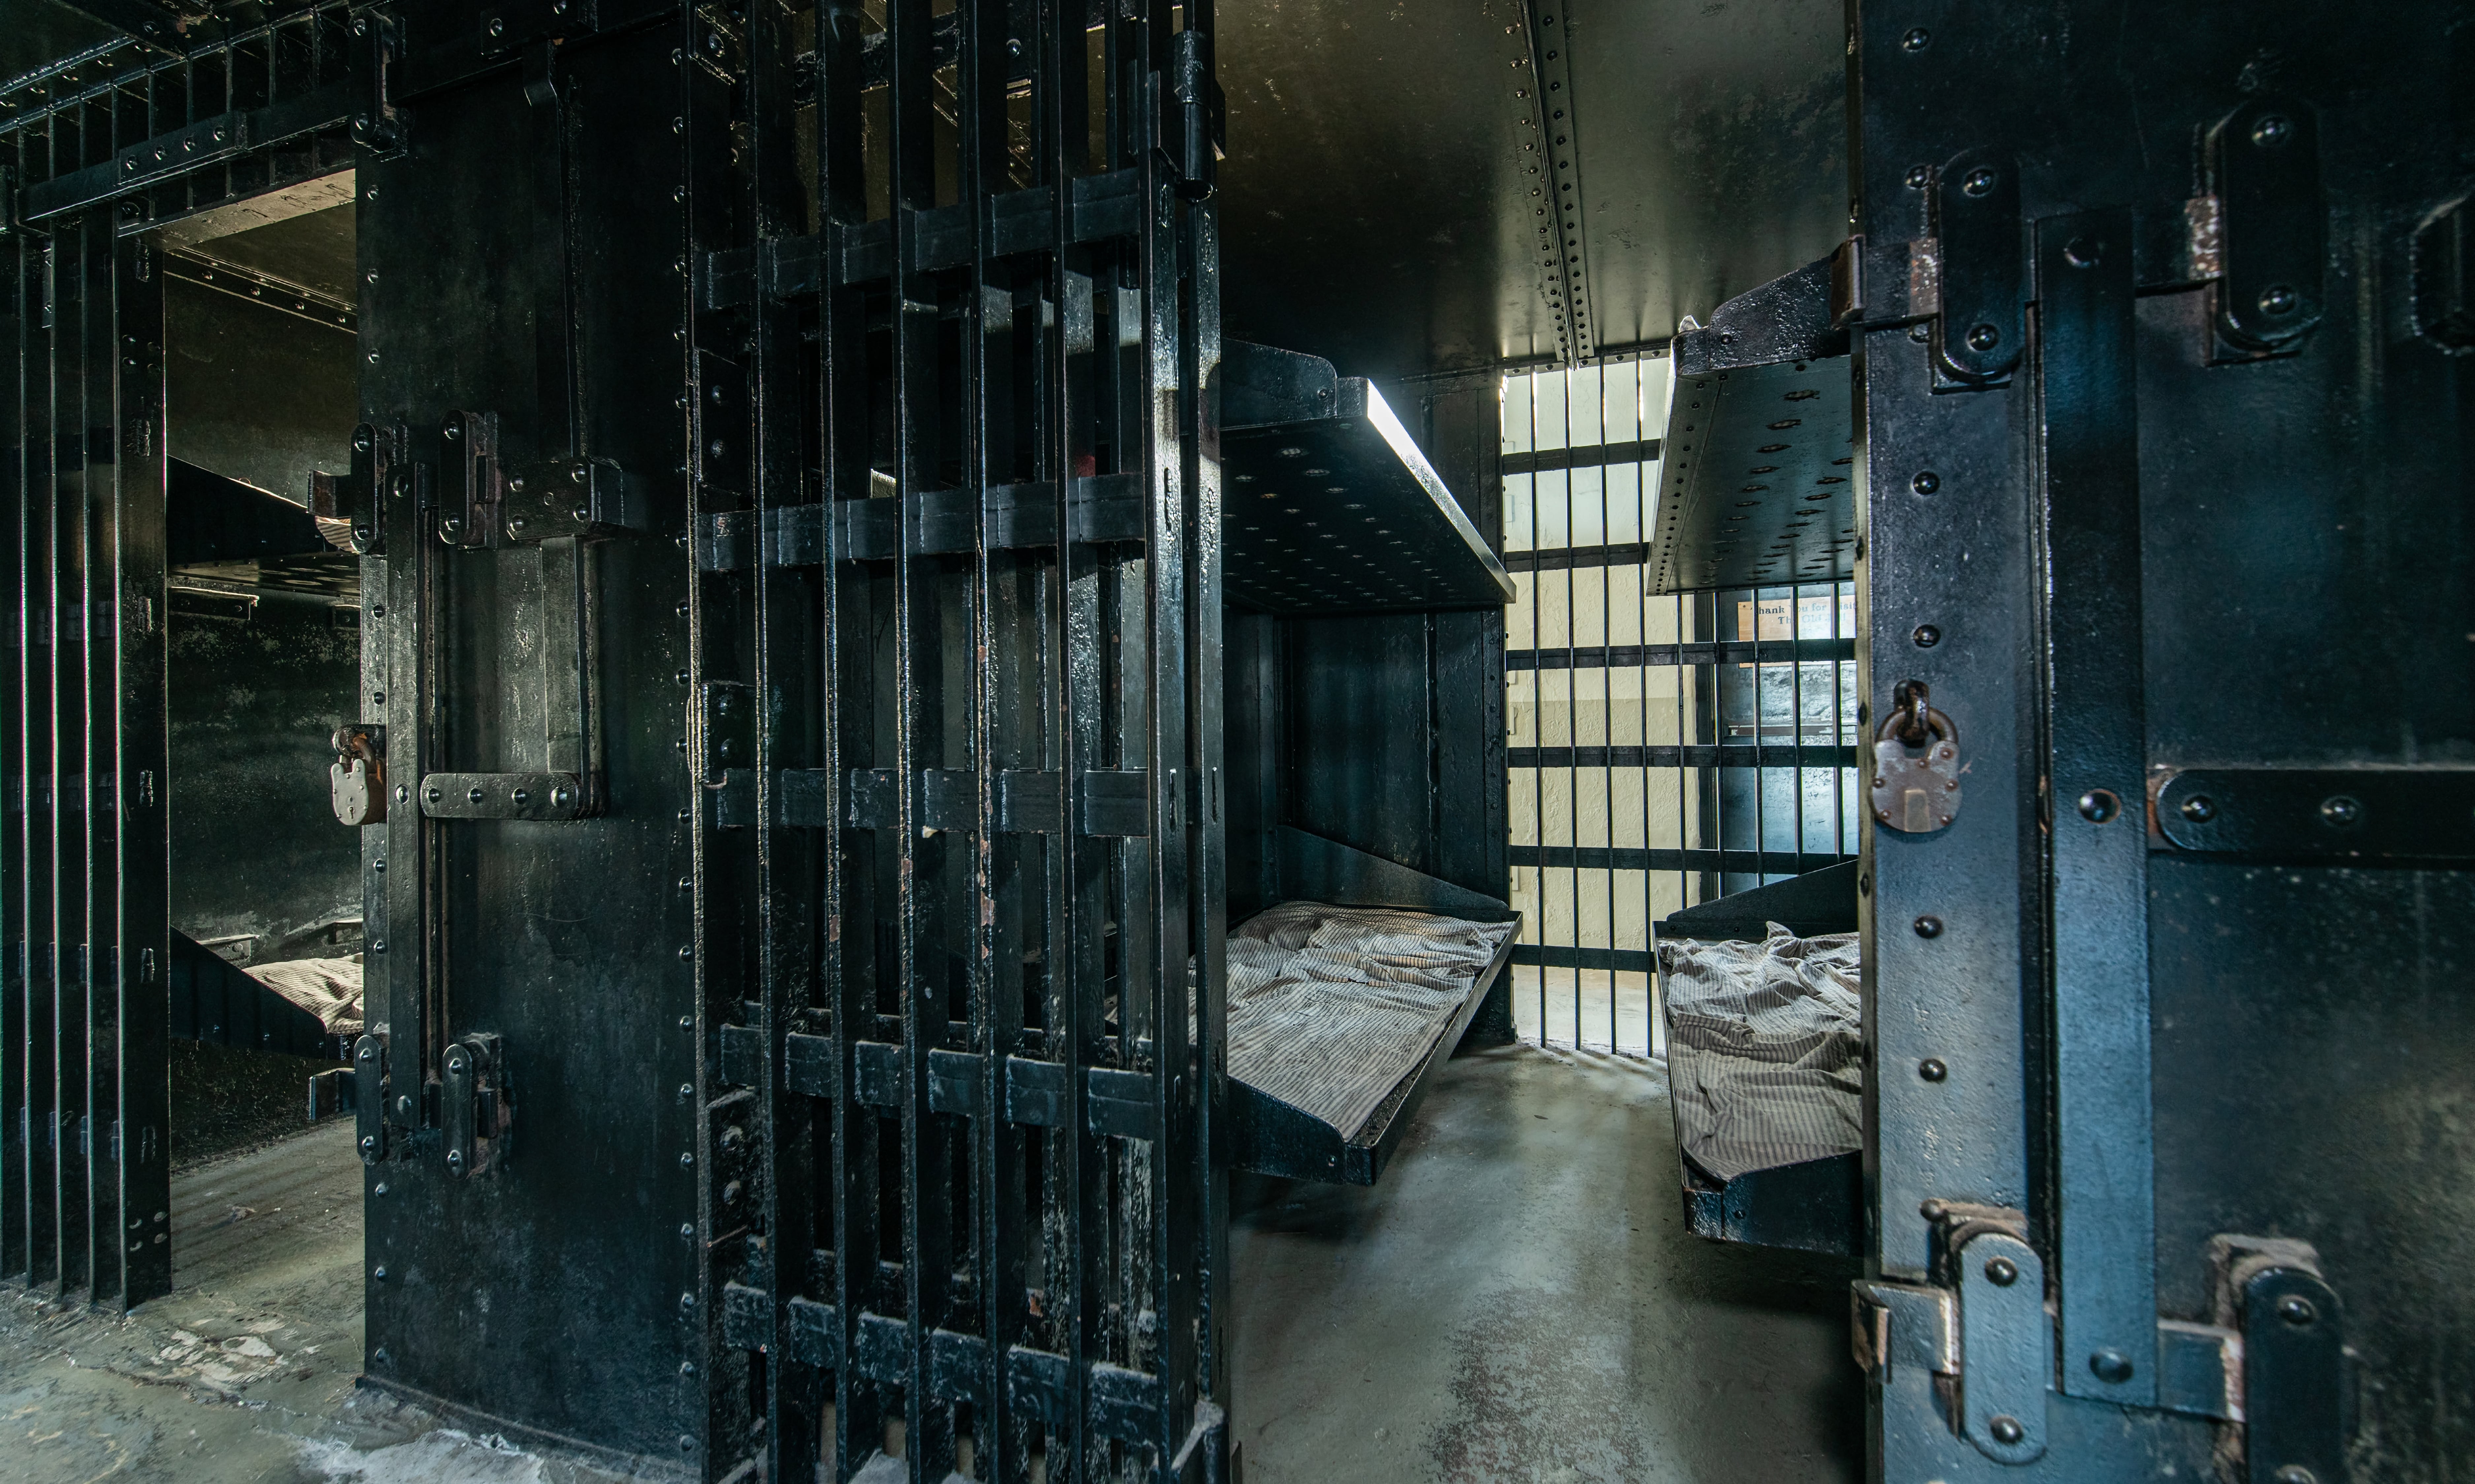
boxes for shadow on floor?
[1231,1042,1863,1484]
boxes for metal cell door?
[1849,3,2475,1480]
[350,0,1227,1480]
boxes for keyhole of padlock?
[1870,680,1962,833]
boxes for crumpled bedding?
[1227,901,1514,1140]
[245,955,366,1037]
[1659,922,1861,1181]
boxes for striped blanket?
[1227,901,1514,1140]
[1659,923,1862,1181]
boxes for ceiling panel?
[1215,0,1846,380]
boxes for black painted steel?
[698,0,1229,1475]
[1855,2,2475,1477]
[1221,345,1512,615]
[1213,0,1843,377]
[1650,355,1855,594]
[2035,207,2153,1409]
[0,154,172,1307]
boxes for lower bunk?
[1657,861,1865,1257]
[1225,828,1519,1187]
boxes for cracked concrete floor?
[0,1122,646,1484]
[1229,1043,1864,1484]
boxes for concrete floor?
[1230,1042,1862,1484]
[0,1122,643,1484]
[5,1045,1858,1482]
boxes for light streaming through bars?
[1502,360,1858,1057]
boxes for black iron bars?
[0,159,173,1308]
[707,0,1225,1478]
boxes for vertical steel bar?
[885,0,948,1472]
[2,139,30,1284]
[2036,208,2154,1408]
[109,228,169,1307]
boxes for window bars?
[1502,361,1858,1057]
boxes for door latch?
[330,723,387,826]
[441,1033,512,1177]
[1871,679,1962,832]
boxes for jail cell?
[1501,361,1859,1056]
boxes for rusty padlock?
[1870,680,1960,833]
[331,724,388,827]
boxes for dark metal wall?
[166,592,360,960]
[1221,378,1505,926]
[1852,2,2474,1478]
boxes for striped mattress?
[1226,901,1514,1141]
[1659,923,1863,1181]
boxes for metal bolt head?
[2089,1348,2135,1384]
[1962,166,1997,197]
[679,1151,695,1168]
[2318,795,2360,828]
[1965,322,2001,351]
[1987,1415,2025,1446]
[2064,236,2103,269]
[679,1223,696,1241]
[1983,1256,2020,1286]
[1912,624,1941,648]
[2259,283,2300,317]
[2077,789,2121,824]
[398,1095,414,1117]
[2251,114,2293,148]
[373,1265,388,1280]
[1900,26,1930,52]
[2278,1294,2319,1327]
[1913,915,1943,939]
[425,785,443,804]
[446,1149,464,1171]
[1917,1058,1947,1083]
[1911,470,1940,495]
[1903,165,1930,190]
[2274,1467,2318,1484]
[2179,794,2217,823]
[488,17,505,35]
[468,786,485,805]
[359,1134,378,1156]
